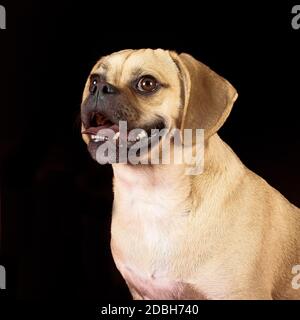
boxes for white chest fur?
[110,164,199,299]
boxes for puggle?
[81,49,300,300]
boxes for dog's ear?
[170,52,238,139]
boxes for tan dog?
[81,49,300,300]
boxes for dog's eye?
[136,76,159,93]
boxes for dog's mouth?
[82,111,167,149]
[82,112,120,142]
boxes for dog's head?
[81,49,237,164]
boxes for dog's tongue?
[83,124,119,135]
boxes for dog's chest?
[112,181,188,252]
[111,168,202,299]
[111,184,199,299]
[116,263,203,300]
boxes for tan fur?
[81,49,300,300]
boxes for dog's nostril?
[89,78,99,95]
[90,84,97,95]
[102,83,117,94]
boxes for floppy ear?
[171,52,238,139]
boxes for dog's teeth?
[91,134,106,142]
[113,132,120,140]
[127,131,147,143]
[133,131,147,142]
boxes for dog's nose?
[81,78,120,128]
[101,82,118,94]
[89,78,118,96]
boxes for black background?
[0,1,299,300]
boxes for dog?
[81,49,300,300]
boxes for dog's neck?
[112,134,245,213]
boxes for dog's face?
[81,49,182,162]
[81,49,238,164]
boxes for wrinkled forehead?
[94,49,178,84]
